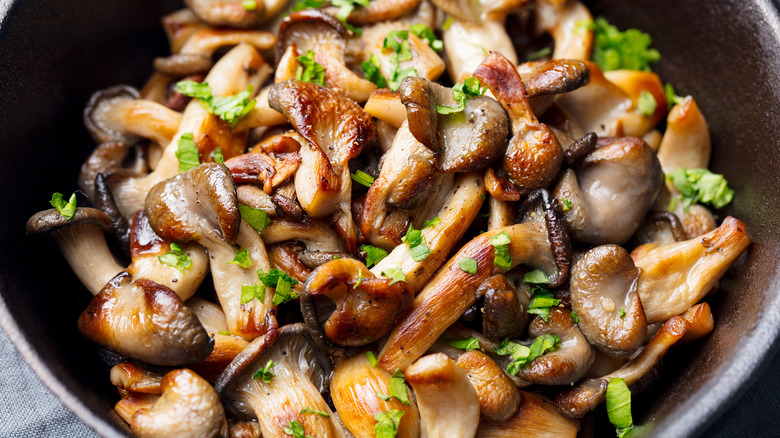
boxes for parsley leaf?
[607,378,635,438]
[381,268,406,285]
[389,370,411,405]
[664,83,686,109]
[409,24,443,52]
[258,268,300,288]
[667,167,734,210]
[523,269,550,284]
[331,0,369,35]
[374,410,404,438]
[240,283,265,304]
[490,231,512,270]
[157,243,193,272]
[241,0,257,10]
[366,351,378,367]
[526,286,561,322]
[50,192,77,220]
[282,419,312,438]
[637,90,657,116]
[273,276,297,305]
[376,392,392,401]
[228,247,253,268]
[441,15,454,31]
[436,77,487,114]
[218,330,232,335]
[176,132,200,172]
[291,0,325,12]
[494,334,560,375]
[361,244,388,267]
[589,17,660,72]
[361,54,387,88]
[252,360,276,382]
[175,81,256,127]
[526,46,552,61]
[210,147,224,164]
[561,197,573,211]
[354,269,363,287]
[619,307,627,319]
[239,204,272,233]
[446,337,480,351]
[459,257,478,274]
[383,30,417,91]
[351,170,375,188]
[402,224,430,261]
[423,217,440,228]
[571,310,579,324]
[300,407,330,418]
[296,50,325,86]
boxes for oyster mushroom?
[79,141,136,201]
[155,28,276,76]
[186,0,264,28]
[519,59,591,116]
[111,43,267,219]
[187,296,252,382]
[570,245,646,356]
[378,189,570,372]
[635,216,750,323]
[365,90,408,129]
[473,52,564,195]
[330,351,421,438]
[261,218,347,266]
[214,323,345,438]
[84,85,183,146]
[455,350,521,422]
[145,163,274,340]
[301,258,413,350]
[340,0,421,25]
[477,390,580,437]
[632,211,689,248]
[399,76,509,172]
[111,363,164,396]
[656,96,711,174]
[553,136,663,245]
[514,308,594,386]
[478,274,528,342]
[278,10,376,102]
[225,151,302,194]
[442,18,517,83]
[404,353,480,438]
[535,0,593,60]
[268,79,377,252]
[123,368,226,438]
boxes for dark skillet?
[0,0,779,436]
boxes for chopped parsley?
[252,360,276,382]
[361,54,387,88]
[240,283,265,304]
[331,0,369,35]
[619,307,627,319]
[174,81,256,127]
[228,247,253,268]
[217,330,232,336]
[588,17,660,72]
[362,244,388,268]
[241,0,257,10]
[50,192,77,220]
[561,197,573,211]
[176,132,200,172]
[607,378,635,438]
[366,351,378,367]
[382,30,417,91]
[423,217,440,228]
[296,50,325,86]
[636,90,657,116]
[239,204,272,233]
[257,268,300,305]
[523,269,550,284]
[490,231,512,270]
[442,15,454,31]
[459,257,478,274]
[381,268,406,285]
[402,224,430,261]
[526,46,552,61]
[354,269,363,287]
[494,334,560,375]
[446,337,480,351]
[667,167,734,210]
[409,23,443,52]
[282,419,312,438]
[157,243,192,272]
[351,170,375,188]
[389,370,411,405]
[374,410,404,438]
[210,147,224,164]
[664,83,686,108]
[436,77,487,114]
[571,311,579,324]
[291,0,325,12]
[300,407,330,418]
[527,286,561,322]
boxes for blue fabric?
[0,325,777,437]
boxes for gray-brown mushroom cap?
[84,85,140,144]
[26,207,113,236]
[570,245,646,357]
[399,75,509,173]
[78,274,214,366]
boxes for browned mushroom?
[478,274,528,342]
[656,96,711,174]
[455,350,521,422]
[399,76,509,172]
[186,0,264,28]
[553,136,663,245]
[570,245,646,356]
[477,390,581,437]
[473,52,564,195]
[111,363,164,396]
[442,18,518,83]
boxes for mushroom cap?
[145,162,241,244]
[570,245,647,356]
[455,350,521,423]
[83,85,140,144]
[478,274,528,342]
[129,368,226,438]
[26,207,113,235]
[78,274,214,366]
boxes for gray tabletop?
[0,326,776,437]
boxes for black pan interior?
[0,0,779,437]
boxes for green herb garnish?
[175,81,256,127]
[526,286,561,322]
[436,77,487,114]
[300,407,330,418]
[282,419,312,438]
[351,170,375,188]
[239,204,272,233]
[240,283,265,304]
[228,247,253,268]
[157,243,192,272]
[361,54,388,88]
[561,197,573,211]
[210,147,224,164]
[374,410,404,438]
[446,337,480,351]
[253,360,276,382]
[589,17,660,72]
[296,50,325,86]
[667,167,734,210]
[50,192,77,220]
[459,257,478,274]
[176,132,200,172]
[389,370,411,405]
[637,90,657,116]
[366,351,378,367]
[362,244,388,268]
[523,269,550,284]
[493,334,560,375]
[409,23,443,52]
[241,0,257,10]
[664,83,686,108]
[381,268,406,285]
[607,378,635,438]
[490,231,512,270]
